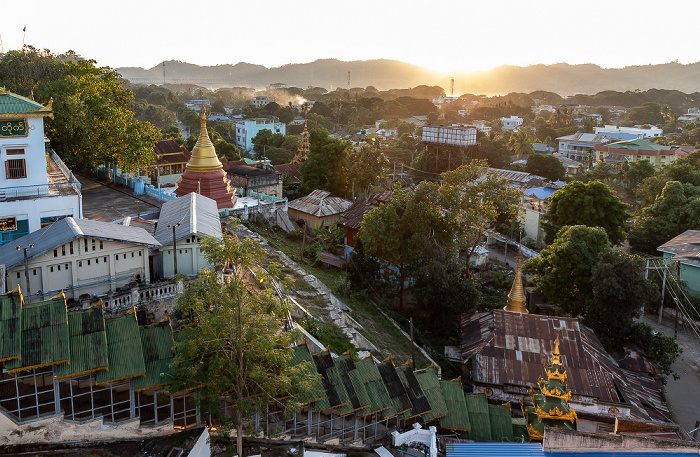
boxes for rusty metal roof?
[339,190,394,230]
[273,163,302,183]
[461,310,666,420]
[288,190,352,218]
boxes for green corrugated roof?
[0,90,52,115]
[354,357,395,418]
[0,288,23,363]
[96,311,146,384]
[326,366,354,414]
[488,404,514,442]
[334,354,371,415]
[605,138,672,151]
[54,305,109,379]
[134,321,175,391]
[396,364,431,419]
[464,394,490,439]
[511,417,529,442]
[6,295,70,373]
[439,380,471,432]
[378,360,413,417]
[290,344,327,407]
[415,368,448,421]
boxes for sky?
[2,0,699,74]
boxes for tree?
[525,154,565,182]
[628,181,700,253]
[525,225,611,318]
[439,160,521,263]
[346,145,389,196]
[623,159,656,190]
[172,233,318,455]
[545,181,629,245]
[474,135,511,168]
[508,129,535,158]
[300,128,351,196]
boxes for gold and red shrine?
[175,106,236,209]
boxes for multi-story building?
[233,117,286,153]
[252,95,275,107]
[500,115,523,131]
[595,124,663,139]
[0,90,82,246]
[594,138,682,169]
[556,132,612,162]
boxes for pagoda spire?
[504,249,528,313]
[185,105,223,171]
[293,119,310,164]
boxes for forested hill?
[116,59,700,95]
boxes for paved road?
[642,313,700,436]
[78,174,162,222]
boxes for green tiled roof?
[96,310,146,384]
[488,404,514,442]
[354,357,395,418]
[134,320,175,391]
[334,354,371,415]
[396,364,431,419]
[0,90,52,116]
[6,295,70,373]
[289,344,327,407]
[0,288,23,363]
[414,367,448,421]
[464,394,490,439]
[439,380,471,432]
[54,305,109,379]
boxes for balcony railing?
[48,148,81,193]
[0,182,79,200]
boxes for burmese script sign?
[0,217,18,232]
[0,119,28,137]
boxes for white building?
[252,96,275,107]
[556,132,612,162]
[153,193,223,278]
[0,217,160,302]
[233,117,286,152]
[500,115,523,131]
[595,124,663,139]
[0,90,82,246]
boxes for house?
[657,230,700,296]
[287,190,352,228]
[500,116,523,131]
[594,138,681,169]
[339,190,394,256]
[487,168,545,189]
[153,193,222,278]
[252,95,275,107]
[0,89,82,245]
[184,99,210,111]
[595,125,663,139]
[273,162,302,191]
[533,143,555,154]
[226,162,283,197]
[520,186,558,241]
[679,108,700,122]
[552,153,583,176]
[556,132,612,162]
[152,139,190,186]
[0,217,160,302]
[233,117,286,153]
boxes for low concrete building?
[0,217,160,302]
[595,124,663,139]
[152,140,190,186]
[226,161,283,197]
[556,132,611,162]
[594,138,682,169]
[287,190,352,228]
[500,115,523,131]
[153,193,223,278]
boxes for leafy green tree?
[508,129,535,158]
[162,124,183,144]
[172,233,318,454]
[628,181,700,253]
[525,154,565,181]
[525,225,611,317]
[300,128,351,196]
[545,181,629,245]
[624,159,656,190]
[474,135,511,168]
[346,145,389,196]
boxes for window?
[103,256,107,263]
[131,252,134,258]
[100,241,103,250]
[65,264,68,269]
[54,249,58,258]
[115,254,119,261]
[16,272,20,279]
[50,266,54,272]
[91,240,96,251]
[84,239,88,252]
[95,258,98,264]
[6,148,24,155]
[5,158,26,179]
[69,242,74,255]
[138,251,142,257]
[78,261,82,267]
[57,265,61,271]
[62,245,66,256]
[123,254,126,259]
[87,260,90,266]
[32,269,36,275]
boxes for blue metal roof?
[545,453,694,457]
[446,443,544,457]
[524,187,558,200]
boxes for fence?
[48,149,81,193]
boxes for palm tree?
[508,129,535,158]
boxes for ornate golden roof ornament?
[184,104,224,172]
[503,248,528,313]
[293,119,310,165]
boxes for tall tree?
[545,181,629,245]
[346,144,389,196]
[507,129,535,158]
[525,154,565,181]
[172,233,317,455]
[300,128,351,196]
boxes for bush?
[631,323,682,382]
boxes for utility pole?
[410,317,415,370]
[674,260,681,338]
[167,223,180,276]
[16,244,34,302]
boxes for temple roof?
[185,106,224,172]
[0,89,53,118]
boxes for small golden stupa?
[504,249,528,314]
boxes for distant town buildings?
[556,132,612,162]
[0,90,82,246]
[233,117,286,152]
[595,124,663,139]
[252,95,275,107]
[500,115,524,131]
[595,138,682,169]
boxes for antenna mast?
[347,71,351,90]
[163,61,166,85]
[450,77,454,97]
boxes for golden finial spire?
[293,119,310,165]
[551,337,561,365]
[504,249,528,313]
[184,105,223,172]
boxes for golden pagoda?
[175,106,236,209]
[504,249,528,313]
[292,120,310,164]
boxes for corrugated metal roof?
[377,360,413,417]
[414,367,449,421]
[96,311,146,384]
[544,453,691,457]
[446,442,544,457]
[439,380,471,432]
[288,190,352,218]
[312,350,351,410]
[396,364,432,419]
[658,230,700,252]
[134,320,175,391]
[333,354,371,414]
[0,217,161,270]
[290,344,327,407]
[0,288,23,363]
[6,295,70,373]
[354,356,395,417]
[489,404,514,442]
[273,163,301,183]
[463,394,490,440]
[154,193,222,246]
[54,305,109,379]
